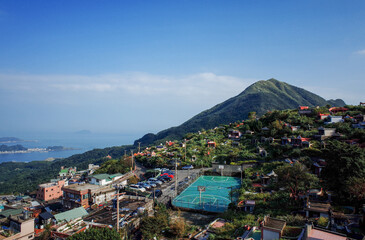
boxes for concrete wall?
[212,163,256,176]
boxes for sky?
[0,0,364,137]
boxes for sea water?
[0,132,141,163]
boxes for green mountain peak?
[135,79,346,145]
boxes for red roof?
[299,106,309,110]
[252,183,263,188]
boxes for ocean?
[0,132,141,164]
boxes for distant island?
[0,144,77,154]
[0,137,24,143]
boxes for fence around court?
[176,170,203,196]
[172,198,228,212]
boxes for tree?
[248,112,257,121]
[68,227,121,240]
[140,203,170,239]
[321,141,365,204]
[276,163,319,200]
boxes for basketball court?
[172,176,241,213]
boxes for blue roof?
[39,211,54,220]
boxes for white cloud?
[355,49,365,55]
[0,72,254,98]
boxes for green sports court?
[172,176,241,213]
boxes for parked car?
[160,176,172,182]
[182,165,194,170]
[129,185,146,192]
[138,182,151,190]
[146,181,157,188]
[157,176,169,183]
[161,173,174,178]
[148,178,163,185]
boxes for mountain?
[134,78,346,145]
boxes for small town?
[1,105,364,240]
[1,1,365,239]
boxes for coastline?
[0,147,79,155]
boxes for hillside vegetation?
[134,79,345,146]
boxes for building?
[329,107,348,114]
[54,207,88,223]
[319,113,330,120]
[62,183,99,209]
[228,129,242,139]
[207,141,216,148]
[62,180,126,209]
[36,179,65,202]
[325,115,344,124]
[299,106,312,115]
[59,166,77,178]
[304,202,331,218]
[0,212,35,240]
[261,216,286,240]
[304,224,347,240]
[89,173,123,186]
[318,127,336,136]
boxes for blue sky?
[0,0,364,136]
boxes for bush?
[317,217,329,227]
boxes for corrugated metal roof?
[54,207,88,222]
[0,208,23,218]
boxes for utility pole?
[175,158,178,197]
[114,190,126,232]
[124,150,127,160]
[138,142,141,153]
[117,187,120,232]
[130,150,134,171]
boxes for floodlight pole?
[184,139,187,162]
[199,190,202,205]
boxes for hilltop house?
[299,106,312,115]
[228,129,242,140]
[325,115,344,124]
[319,113,330,120]
[304,202,331,219]
[207,141,216,148]
[329,107,348,114]
[291,136,311,147]
[315,127,339,140]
